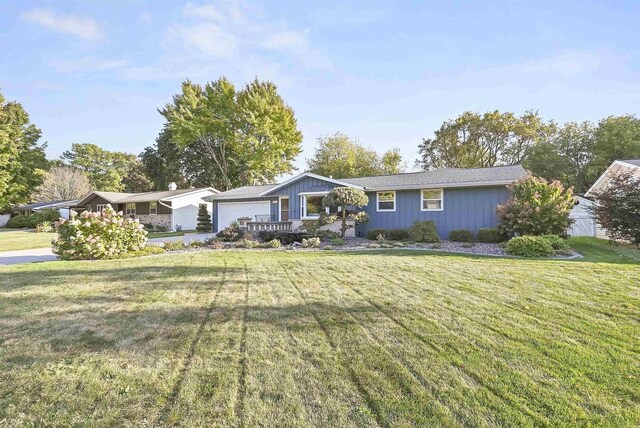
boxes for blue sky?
[2,0,639,172]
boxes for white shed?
[568,196,597,237]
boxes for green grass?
[146,231,186,239]
[0,229,56,251]
[0,246,638,426]
[569,236,640,263]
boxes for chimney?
[168,182,177,191]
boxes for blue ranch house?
[204,165,528,238]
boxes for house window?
[421,189,443,211]
[300,193,328,219]
[96,204,109,213]
[126,203,136,216]
[149,202,158,215]
[376,191,396,212]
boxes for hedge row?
[366,225,507,243]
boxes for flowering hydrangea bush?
[52,206,148,260]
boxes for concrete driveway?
[0,247,58,265]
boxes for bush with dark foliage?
[590,171,640,245]
[505,236,555,257]
[366,228,386,240]
[217,222,244,242]
[409,221,440,243]
[476,228,507,243]
[449,229,473,242]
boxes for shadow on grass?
[1,301,387,367]
[0,265,244,290]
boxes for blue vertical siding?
[266,177,339,219]
[357,186,510,238]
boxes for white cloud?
[169,22,238,58]
[168,1,333,71]
[21,8,104,41]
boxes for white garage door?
[217,201,271,231]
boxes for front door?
[280,197,289,221]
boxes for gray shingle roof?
[119,188,212,203]
[206,184,277,200]
[621,159,640,167]
[207,165,527,200]
[341,165,527,189]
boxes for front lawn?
[0,249,638,426]
[146,231,187,239]
[0,229,56,251]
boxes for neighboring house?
[568,196,597,237]
[205,165,528,238]
[586,159,640,197]
[72,183,219,231]
[14,199,80,219]
[584,159,640,239]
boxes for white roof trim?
[161,187,218,201]
[258,172,363,196]
[585,160,639,197]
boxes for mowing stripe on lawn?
[155,258,229,425]
[233,257,250,428]
[291,258,463,426]
[278,258,388,428]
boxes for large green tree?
[417,110,554,170]
[592,115,640,174]
[525,121,596,194]
[141,126,224,190]
[0,90,48,211]
[307,133,405,178]
[61,143,139,192]
[161,77,303,190]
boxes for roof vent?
[168,182,177,191]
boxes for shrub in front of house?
[217,222,244,242]
[497,176,574,237]
[35,221,53,233]
[540,234,570,251]
[235,239,260,249]
[409,221,440,243]
[264,239,282,248]
[476,228,507,243]
[196,205,212,232]
[259,231,310,245]
[505,236,555,257]
[387,229,410,241]
[330,237,345,246]
[7,209,60,229]
[7,215,31,228]
[301,237,321,248]
[53,207,147,260]
[449,229,473,242]
[366,228,386,240]
[162,240,186,251]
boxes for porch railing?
[246,221,292,232]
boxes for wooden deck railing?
[246,221,292,232]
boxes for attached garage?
[217,201,272,231]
